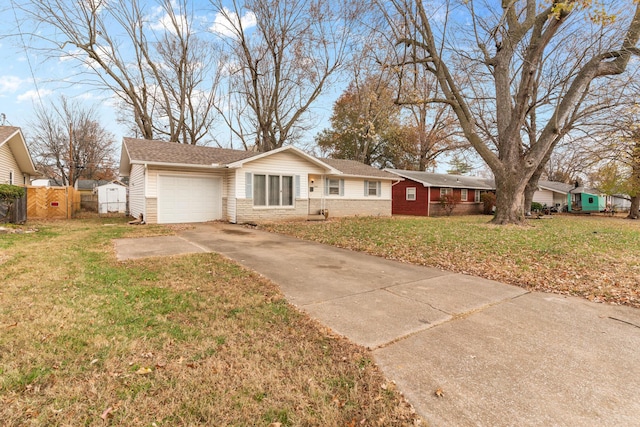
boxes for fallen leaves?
[135,367,153,375]
[263,216,640,308]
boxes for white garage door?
[157,175,222,223]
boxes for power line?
[9,0,45,114]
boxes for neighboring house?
[0,126,38,187]
[536,181,632,212]
[569,186,605,212]
[385,169,494,216]
[607,195,631,212]
[118,138,397,224]
[532,181,574,211]
[75,179,110,195]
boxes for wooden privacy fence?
[27,186,81,219]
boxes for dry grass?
[262,215,640,308]
[0,218,420,426]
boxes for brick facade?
[428,201,484,216]
[309,199,391,218]
[235,199,309,223]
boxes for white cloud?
[0,76,26,94]
[210,8,256,38]
[59,49,84,62]
[17,88,53,103]
[149,12,188,35]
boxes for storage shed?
[97,181,127,214]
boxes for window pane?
[461,189,468,201]
[368,181,378,196]
[406,187,416,201]
[282,176,293,206]
[254,174,266,206]
[329,179,340,195]
[269,175,280,205]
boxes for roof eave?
[328,173,398,181]
[129,160,229,170]
[4,130,39,176]
[226,146,338,173]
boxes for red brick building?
[386,170,495,217]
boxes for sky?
[0,0,473,177]
[0,0,340,158]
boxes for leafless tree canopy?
[28,97,117,186]
[18,0,222,144]
[378,0,640,223]
[209,0,361,152]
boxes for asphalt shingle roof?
[123,138,395,179]
[387,169,495,189]
[0,126,20,143]
[537,180,574,194]
[319,158,397,179]
[123,138,259,166]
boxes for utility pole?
[69,122,74,187]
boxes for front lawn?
[0,219,419,426]
[262,215,640,307]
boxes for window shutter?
[295,175,300,198]
[364,180,368,197]
[324,178,329,196]
[245,172,252,199]
[377,181,381,197]
[339,179,344,196]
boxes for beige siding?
[533,189,554,207]
[309,177,392,200]
[235,151,325,199]
[0,142,23,185]
[226,172,236,222]
[129,164,145,219]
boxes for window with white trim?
[440,188,452,197]
[368,181,377,196]
[461,189,468,201]
[406,187,416,201]
[253,174,294,207]
[327,178,340,196]
[475,190,481,202]
[9,170,14,185]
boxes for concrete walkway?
[115,222,640,426]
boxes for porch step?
[307,214,326,221]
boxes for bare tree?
[28,97,116,186]
[392,59,467,171]
[587,100,640,219]
[18,0,221,144]
[210,0,360,152]
[379,0,640,224]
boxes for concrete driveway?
[115,222,640,426]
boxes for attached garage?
[157,175,222,223]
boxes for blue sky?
[0,0,339,152]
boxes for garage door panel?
[158,175,222,223]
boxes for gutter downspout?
[321,174,325,215]
[427,186,431,217]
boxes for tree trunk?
[492,176,527,224]
[524,148,556,215]
[628,196,639,219]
